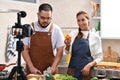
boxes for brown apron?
[26,23,57,74]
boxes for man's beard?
[38,20,50,28]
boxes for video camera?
[12,11,33,39]
[8,11,30,80]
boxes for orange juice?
[66,53,71,65]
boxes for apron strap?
[31,22,34,28]
[32,22,53,32]
[87,32,90,40]
[31,22,35,32]
[48,23,53,32]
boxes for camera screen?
[12,28,22,38]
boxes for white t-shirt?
[22,21,64,50]
[66,30,103,64]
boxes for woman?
[64,11,103,80]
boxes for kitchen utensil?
[36,71,42,75]
[103,46,118,62]
[96,68,106,79]
[110,77,120,80]
[0,63,16,71]
[91,1,100,17]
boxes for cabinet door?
[101,0,120,39]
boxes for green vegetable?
[91,77,98,80]
[46,74,55,80]
[55,74,77,80]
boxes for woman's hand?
[64,39,71,45]
[64,39,71,51]
[64,34,71,51]
[64,34,71,45]
[81,63,92,76]
[81,61,96,76]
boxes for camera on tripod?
[8,11,31,80]
[12,11,33,39]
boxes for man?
[22,3,64,74]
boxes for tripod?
[8,37,27,80]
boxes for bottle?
[97,21,100,31]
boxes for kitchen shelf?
[90,0,101,37]
[92,16,100,19]
[0,8,19,13]
[101,37,120,39]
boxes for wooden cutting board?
[103,46,118,62]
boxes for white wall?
[39,0,92,28]
[101,0,120,39]
[0,0,39,65]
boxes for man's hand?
[29,66,41,74]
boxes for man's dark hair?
[39,3,53,12]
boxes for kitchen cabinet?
[101,0,120,39]
[91,0,120,39]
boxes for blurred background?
[0,0,120,78]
